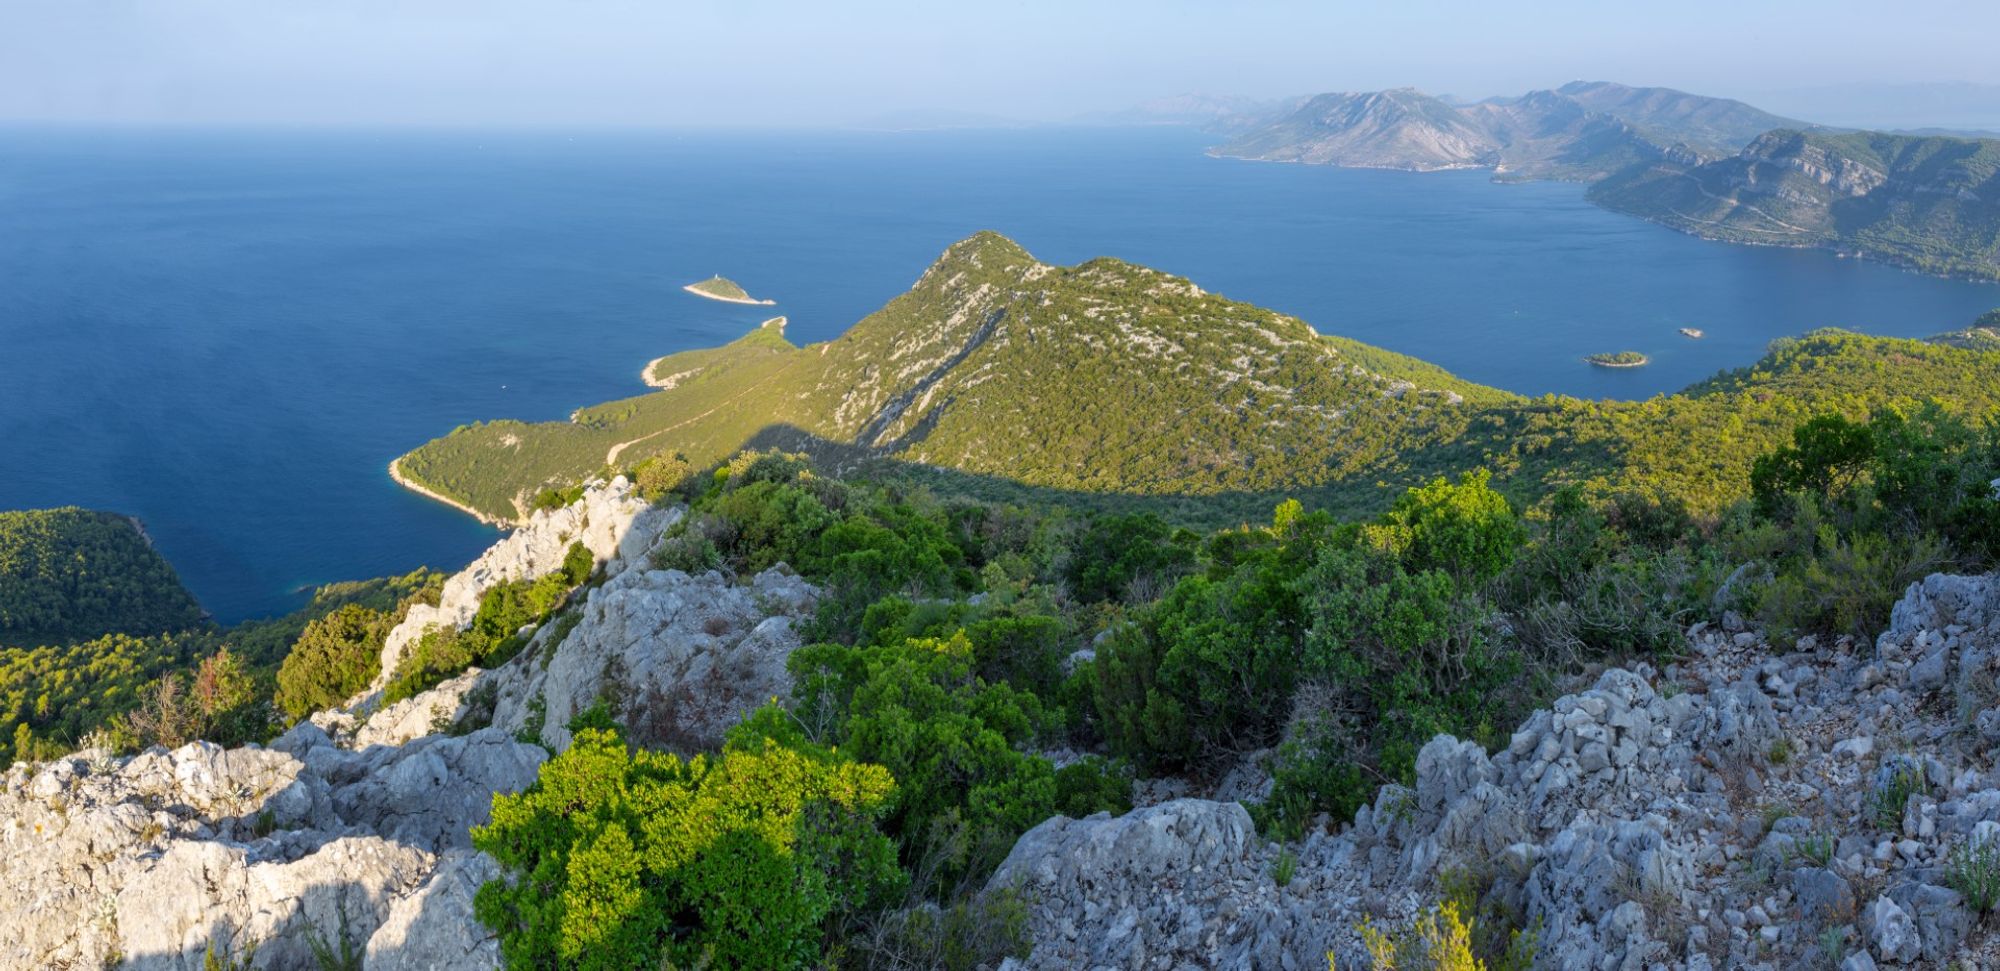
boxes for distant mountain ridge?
[1215,80,2000,279]
[1082,94,1309,134]
[1216,81,1806,181]
[1590,128,2000,280]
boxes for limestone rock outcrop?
[506,565,817,753]
[0,725,541,970]
[0,479,822,970]
[992,573,2000,970]
[371,476,678,692]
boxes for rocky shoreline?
[386,457,511,528]
[681,281,776,305]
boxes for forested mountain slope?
[0,508,205,647]
[396,232,1504,522]
[398,234,2000,530]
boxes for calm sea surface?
[1,125,1993,620]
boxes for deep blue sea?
[1,125,1994,621]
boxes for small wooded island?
[1585,350,1649,368]
[683,275,776,305]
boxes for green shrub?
[659,461,981,644]
[857,888,1033,971]
[1364,470,1523,583]
[1265,694,1377,831]
[1093,518,1310,771]
[1052,755,1133,819]
[1871,764,1927,831]
[472,717,903,970]
[1750,413,1877,515]
[529,483,587,512]
[1273,846,1298,888]
[274,605,391,720]
[121,647,269,749]
[1745,511,1950,641]
[1946,838,2000,914]
[710,480,839,574]
[1296,543,1511,801]
[1062,513,1196,603]
[769,633,1060,894]
[384,543,591,703]
[1735,405,2000,637]
[630,450,695,500]
[859,597,1071,697]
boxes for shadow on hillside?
[702,420,1589,527]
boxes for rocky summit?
[0,479,822,969]
[985,574,2000,970]
[4,470,1998,967]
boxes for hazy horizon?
[3,0,1998,131]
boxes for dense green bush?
[473,714,903,969]
[274,604,392,720]
[1093,504,1325,771]
[1053,755,1134,819]
[528,483,587,512]
[1095,564,1303,769]
[1062,512,1196,603]
[858,596,1072,698]
[1286,542,1511,814]
[1734,404,1999,637]
[770,633,1070,893]
[654,456,992,642]
[630,450,695,500]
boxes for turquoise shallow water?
[0,125,1993,621]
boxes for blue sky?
[2,0,1996,128]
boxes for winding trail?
[1655,172,1819,237]
[604,361,802,468]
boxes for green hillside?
[0,508,206,647]
[397,232,1509,522]
[1590,129,2000,280]
[399,239,2000,530]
